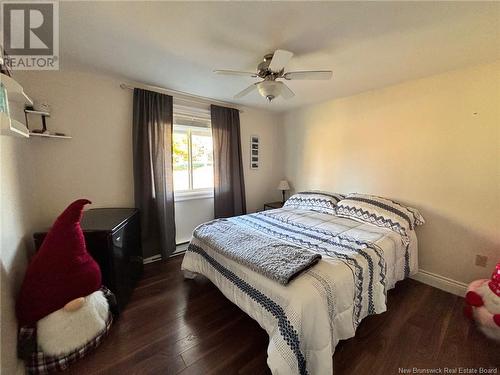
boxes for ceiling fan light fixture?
[216,49,332,102]
[257,81,282,102]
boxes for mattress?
[181,207,418,375]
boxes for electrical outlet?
[475,255,488,268]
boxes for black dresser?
[34,208,143,311]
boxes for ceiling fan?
[214,49,333,102]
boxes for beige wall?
[0,135,38,374]
[16,70,135,227]
[15,70,283,250]
[240,108,284,212]
[282,61,500,284]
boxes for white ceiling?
[60,1,500,112]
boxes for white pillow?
[336,193,425,244]
[284,191,345,215]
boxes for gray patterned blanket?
[193,218,321,284]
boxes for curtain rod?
[120,82,244,113]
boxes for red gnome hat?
[489,261,500,298]
[16,199,101,326]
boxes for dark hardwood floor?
[67,255,500,375]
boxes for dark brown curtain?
[211,105,246,218]
[133,88,176,259]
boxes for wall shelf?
[1,73,33,106]
[1,74,70,139]
[0,112,30,138]
[29,132,72,139]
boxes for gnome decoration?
[464,260,500,341]
[17,199,117,373]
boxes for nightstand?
[264,201,284,210]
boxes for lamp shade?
[277,180,290,191]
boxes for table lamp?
[277,180,290,203]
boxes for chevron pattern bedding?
[283,191,345,215]
[336,193,425,246]
[181,206,419,375]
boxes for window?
[172,114,214,198]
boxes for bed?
[181,195,421,375]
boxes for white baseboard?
[411,269,468,297]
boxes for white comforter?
[181,208,418,375]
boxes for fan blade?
[283,71,333,80]
[214,70,258,78]
[280,82,295,99]
[234,83,258,98]
[268,50,294,72]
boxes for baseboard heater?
[143,241,189,264]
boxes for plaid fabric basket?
[18,287,116,374]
